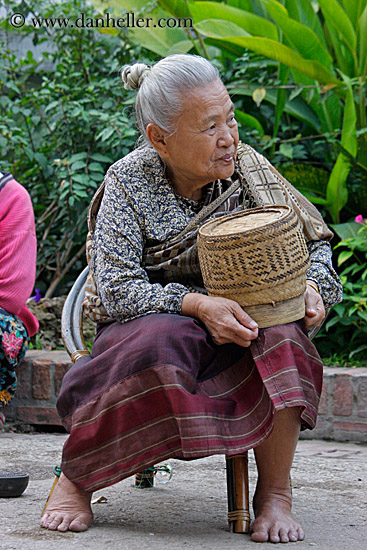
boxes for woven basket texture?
[197,206,310,327]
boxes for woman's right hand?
[181,293,258,348]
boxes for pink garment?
[0,174,39,336]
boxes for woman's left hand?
[304,281,325,331]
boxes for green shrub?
[315,217,367,364]
[0,0,157,296]
[112,0,367,223]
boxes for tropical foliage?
[1,0,366,362]
[315,216,367,362]
[95,0,367,223]
[0,0,155,296]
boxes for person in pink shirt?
[0,171,39,418]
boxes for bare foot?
[251,489,305,543]
[40,472,93,532]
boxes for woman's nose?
[217,126,236,147]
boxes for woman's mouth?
[218,154,234,163]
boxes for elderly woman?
[41,54,342,542]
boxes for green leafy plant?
[92,0,195,56]
[102,0,367,223]
[0,0,154,296]
[190,0,367,223]
[315,216,367,363]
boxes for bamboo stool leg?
[226,452,250,533]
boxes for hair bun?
[121,63,150,90]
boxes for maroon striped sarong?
[57,314,323,492]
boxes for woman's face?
[156,79,239,199]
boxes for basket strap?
[172,179,241,241]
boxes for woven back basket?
[197,205,310,328]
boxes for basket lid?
[199,205,291,238]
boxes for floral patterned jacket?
[84,144,343,324]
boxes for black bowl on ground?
[0,473,29,497]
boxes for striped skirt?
[57,313,323,493]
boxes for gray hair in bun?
[122,54,220,144]
[121,63,150,91]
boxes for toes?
[57,516,78,532]
[251,518,270,542]
[288,527,299,542]
[51,514,72,531]
[252,521,305,544]
[269,527,281,543]
[41,513,91,533]
[57,522,71,532]
[43,514,64,531]
[40,515,55,530]
[278,527,290,543]
[41,512,71,532]
[40,514,49,528]
[69,519,89,532]
[251,529,270,542]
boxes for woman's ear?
[146,123,168,157]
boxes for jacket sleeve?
[91,169,190,323]
[306,240,343,309]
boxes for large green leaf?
[312,93,342,136]
[92,0,132,12]
[200,37,247,57]
[285,0,326,47]
[125,27,193,57]
[359,4,367,76]
[189,1,278,39]
[195,21,341,85]
[284,0,301,21]
[273,64,290,138]
[326,154,351,222]
[92,0,191,56]
[318,0,357,52]
[331,221,363,240]
[342,0,367,27]
[197,18,250,38]
[324,17,355,77]
[235,109,265,136]
[165,39,197,55]
[228,85,321,131]
[263,0,333,68]
[228,0,253,10]
[326,82,357,222]
[158,0,192,18]
[280,163,329,198]
[340,81,358,157]
[286,68,342,134]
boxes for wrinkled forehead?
[180,80,234,122]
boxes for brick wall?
[4,351,367,442]
[3,350,71,426]
[301,367,367,443]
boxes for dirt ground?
[0,433,367,550]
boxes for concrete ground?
[0,432,366,550]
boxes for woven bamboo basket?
[197,205,310,328]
